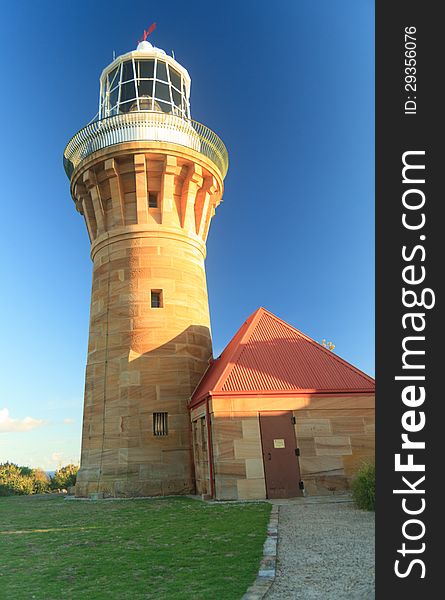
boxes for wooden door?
[259,411,303,498]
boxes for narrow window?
[153,412,168,436]
[151,290,163,308]
[148,192,158,208]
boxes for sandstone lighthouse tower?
[63,33,228,497]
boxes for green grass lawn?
[0,495,271,600]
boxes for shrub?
[0,463,52,496]
[351,462,375,511]
[18,466,33,477]
[0,463,35,496]
[51,464,79,490]
[32,469,50,494]
[0,462,79,496]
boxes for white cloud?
[0,408,47,433]
[63,418,75,425]
[51,452,63,463]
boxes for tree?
[0,463,52,495]
[32,469,50,494]
[0,462,35,496]
[18,466,33,477]
[321,339,335,351]
[51,464,79,490]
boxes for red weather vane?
[139,23,156,43]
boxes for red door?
[259,411,303,498]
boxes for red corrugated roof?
[191,307,374,405]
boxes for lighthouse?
[64,35,228,497]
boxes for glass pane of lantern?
[137,79,154,97]
[138,96,153,110]
[156,61,168,82]
[169,66,181,90]
[119,100,134,113]
[157,100,172,113]
[171,88,181,107]
[109,87,119,108]
[108,66,119,88]
[120,81,136,103]
[154,81,170,102]
[122,60,134,82]
[136,60,154,79]
[182,94,189,116]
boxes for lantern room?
[64,38,228,185]
[99,40,191,119]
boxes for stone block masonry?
[71,143,224,497]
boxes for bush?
[18,466,33,477]
[0,463,35,496]
[0,462,79,496]
[51,464,79,490]
[352,462,375,511]
[32,469,50,494]
[0,463,51,496]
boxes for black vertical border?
[376,1,441,596]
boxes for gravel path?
[264,499,375,600]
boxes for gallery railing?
[63,111,229,180]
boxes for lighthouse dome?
[136,40,153,52]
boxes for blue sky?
[0,0,374,469]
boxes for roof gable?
[191,307,374,404]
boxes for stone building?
[64,38,228,497]
[64,38,374,500]
[190,307,374,500]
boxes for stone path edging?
[241,504,279,600]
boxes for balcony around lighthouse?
[63,42,228,182]
[63,111,228,182]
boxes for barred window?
[153,412,168,436]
